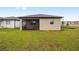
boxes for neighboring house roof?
[3,17,19,20]
[19,14,63,18]
[0,17,19,20]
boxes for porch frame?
[20,19,22,31]
[20,18,40,30]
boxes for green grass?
[0,27,79,51]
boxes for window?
[50,20,54,24]
[32,21,36,24]
[6,20,10,24]
[31,21,36,25]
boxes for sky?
[0,7,79,21]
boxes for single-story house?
[19,14,63,30]
[0,14,63,30]
[63,21,79,27]
[0,17,20,28]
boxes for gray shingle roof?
[19,14,63,18]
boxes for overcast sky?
[0,7,79,21]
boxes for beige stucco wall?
[39,18,61,30]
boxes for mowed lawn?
[0,27,79,51]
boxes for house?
[63,21,79,27]
[19,14,63,30]
[0,14,63,30]
[0,17,20,28]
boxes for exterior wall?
[63,21,79,27]
[0,20,20,28]
[15,20,20,28]
[39,18,61,30]
[0,20,5,28]
[0,18,61,30]
[6,20,15,28]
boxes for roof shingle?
[19,14,63,18]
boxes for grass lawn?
[0,27,79,51]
